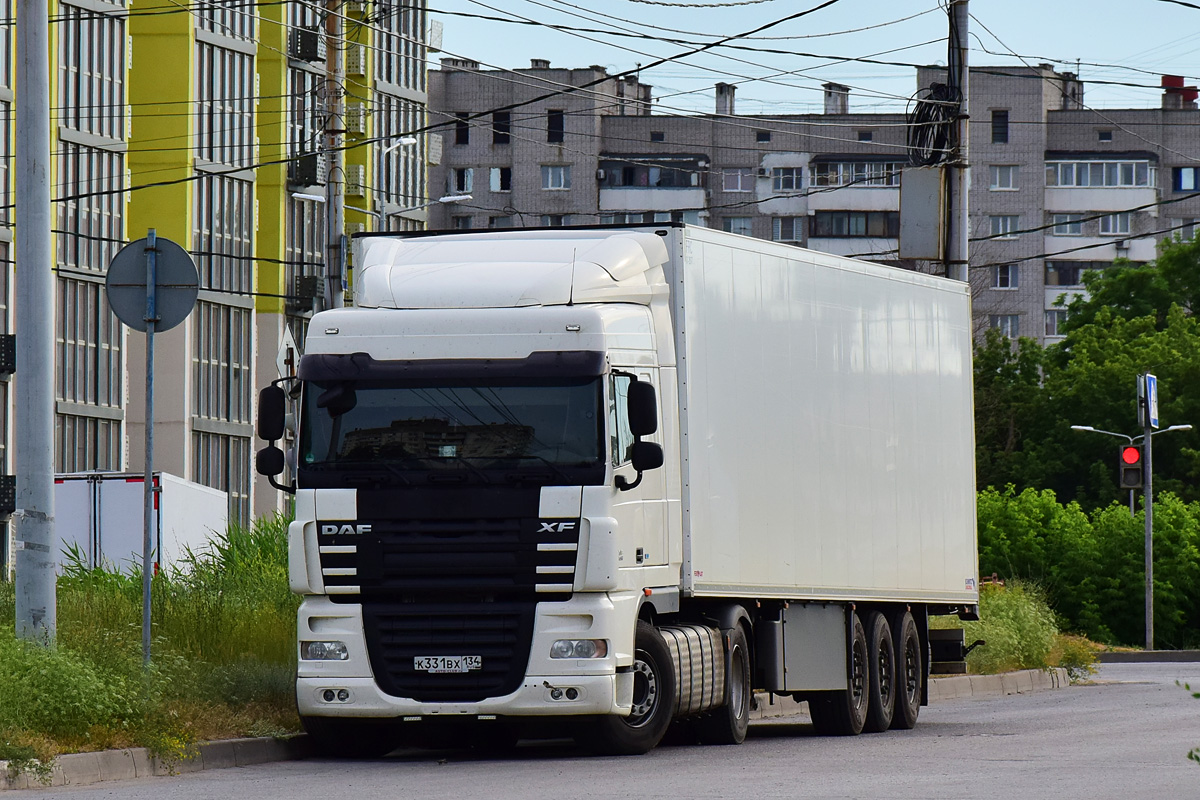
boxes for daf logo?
[321,523,372,536]
[538,521,577,533]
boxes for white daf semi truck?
[255,224,978,756]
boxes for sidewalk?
[2,667,1074,790]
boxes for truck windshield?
[298,376,604,484]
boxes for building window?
[755,130,771,143]
[489,167,512,192]
[492,111,510,145]
[1176,218,1199,239]
[989,164,1018,190]
[772,217,802,243]
[195,41,254,168]
[58,5,126,140]
[1173,167,1200,192]
[1045,309,1069,337]
[454,112,469,145]
[1098,130,1113,142]
[812,161,902,188]
[723,217,753,236]
[989,215,1019,239]
[488,215,512,228]
[990,314,1019,339]
[991,109,1009,144]
[541,214,569,227]
[1046,160,1154,187]
[448,167,473,193]
[541,164,571,190]
[1099,212,1131,235]
[452,215,472,230]
[1045,261,1099,286]
[857,130,872,142]
[1052,213,1083,235]
[993,264,1018,289]
[600,160,700,188]
[722,168,754,192]
[650,131,665,142]
[771,167,802,193]
[811,211,900,238]
[547,109,564,143]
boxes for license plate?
[414,655,482,674]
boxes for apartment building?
[428,60,1198,345]
[0,1,430,529]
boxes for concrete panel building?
[428,60,1198,345]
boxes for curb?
[0,735,308,791]
[751,667,1072,720]
[2,668,1072,790]
[1098,650,1200,663]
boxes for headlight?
[550,639,608,659]
[301,640,349,661]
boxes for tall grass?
[0,514,300,765]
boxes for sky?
[428,0,1200,116]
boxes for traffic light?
[1119,445,1144,490]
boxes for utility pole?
[14,0,57,640]
[322,0,346,310]
[944,0,970,282]
[1140,373,1158,650]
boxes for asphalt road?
[22,663,1200,800]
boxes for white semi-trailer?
[256,224,978,755]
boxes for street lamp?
[290,193,472,230]
[1071,421,1193,650]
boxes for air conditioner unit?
[345,0,366,14]
[289,27,326,63]
[345,164,366,196]
[346,103,367,135]
[290,275,320,312]
[345,221,366,235]
[756,167,768,177]
[289,153,327,186]
[346,44,366,76]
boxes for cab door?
[608,369,668,567]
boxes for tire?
[808,611,868,736]
[584,620,676,755]
[890,610,923,730]
[301,716,400,758]
[696,625,752,745]
[862,611,895,733]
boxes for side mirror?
[258,385,287,441]
[627,380,658,436]
[256,445,285,477]
[630,441,664,473]
[317,384,357,417]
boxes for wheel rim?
[903,636,920,706]
[627,650,660,727]
[729,643,747,721]
[851,636,867,712]
[878,637,894,707]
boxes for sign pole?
[142,230,158,666]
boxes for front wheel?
[582,620,676,755]
[300,716,400,758]
[696,625,752,745]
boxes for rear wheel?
[862,611,895,733]
[889,610,923,730]
[808,611,868,736]
[696,625,752,745]
[583,620,676,755]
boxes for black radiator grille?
[363,603,533,701]
[315,487,580,702]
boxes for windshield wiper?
[303,459,413,486]
[499,454,579,486]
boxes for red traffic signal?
[1119,445,1143,489]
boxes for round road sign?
[105,235,199,332]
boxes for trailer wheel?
[808,611,868,736]
[584,620,676,755]
[889,611,923,730]
[300,716,400,758]
[862,611,895,733]
[696,625,752,745]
